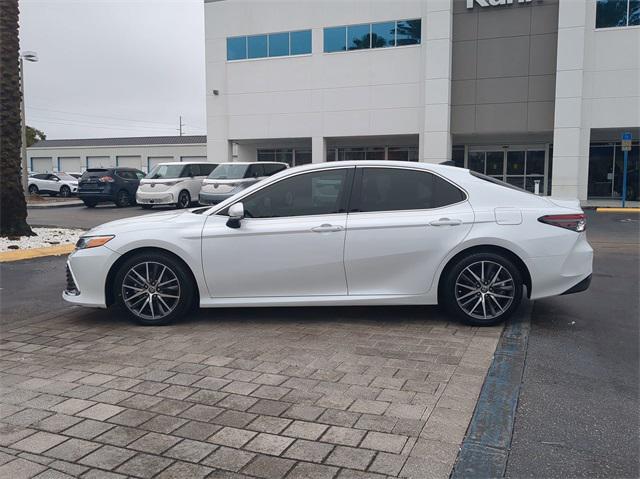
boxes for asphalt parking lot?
[2,207,638,478]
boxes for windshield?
[146,164,184,179]
[208,164,249,180]
[57,173,77,181]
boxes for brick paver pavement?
[0,305,501,478]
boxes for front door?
[344,166,474,296]
[201,167,354,298]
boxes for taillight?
[98,176,114,183]
[538,214,586,232]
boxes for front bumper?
[198,191,235,205]
[62,246,120,308]
[136,190,176,205]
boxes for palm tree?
[0,0,34,237]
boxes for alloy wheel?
[121,261,181,321]
[455,260,515,320]
[178,192,190,208]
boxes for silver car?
[199,162,288,205]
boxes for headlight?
[75,235,114,250]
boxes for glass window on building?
[227,36,247,60]
[257,148,312,167]
[371,21,396,48]
[596,0,640,28]
[348,24,371,50]
[324,26,346,52]
[589,142,639,201]
[388,146,418,162]
[290,30,312,55]
[452,146,465,168]
[248,34,268,59]
[396,19,421,45]
[268,32,289,57]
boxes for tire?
[141,204,153,210]
[115,190,131,208]
[176,190,191,209]
[113,251,195,325]
[28,184,39,195]
[441,251,523,326]
[83,200,97,208]
[59,185,71,198]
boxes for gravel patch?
[0,227,85,252]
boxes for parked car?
[28,172,78,197]
[64,161,593,326]
[199,162,288,205]
[68,172,83,179]
[136,162,217,209]
[78,167,145,208]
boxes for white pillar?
[551,0,589,200]
[312,136,326,163]
[421,0,453,164]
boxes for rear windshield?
[81,169,111,178]
[208,164,249,180]
[470,171,532,194]
[146,164,184,179]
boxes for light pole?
[20,51,38,193]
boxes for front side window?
[596,0,640,28]
[242,169,351,218]
[247,164,265,178]
[146,164,184,179]
[200,164,217,176]
[356,168,465,213]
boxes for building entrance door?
[465,146,549,195]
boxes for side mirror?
[226,202,244,229]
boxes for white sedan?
[63,161,593,326]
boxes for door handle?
[430,218,462,227]
[311,224,343,233]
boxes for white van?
[136,162,217,209]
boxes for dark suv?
[78,167,145,208]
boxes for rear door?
[344,166,474,296]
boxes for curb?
[450,300,533,479]
[27,201,84,209]
[596,207,640,213]
[0,244,75,263]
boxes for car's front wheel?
[115,190,131,208]
[442,252,523,326]
[114,252,195,325]
[28,184,39,195]
[176,190,191,209]
[59,185,71,197]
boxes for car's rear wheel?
[28,184,39,195]
[83,200,97,208]
[442,252,523,326]
[115,189,131,208]
[114,252,195,325]
[176,190,190,209]
[59,185,71,197]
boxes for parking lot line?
[0,244,74,263]
[596,207,640,213]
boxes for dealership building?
[205,0,639,202]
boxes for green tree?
[26,125,46,147]
[0,0,34,237]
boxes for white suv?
[28,172,78,197]
[136,162,217,209]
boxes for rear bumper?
[78,191,115,202]
[561,274,592,295]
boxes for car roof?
[217,161,287,166]
[154,161,212,166]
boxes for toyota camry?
[63,161,593,326]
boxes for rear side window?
[264,163,287,175]
[470,171,532,194]
[116,170,135,180]
[355,168,465,212]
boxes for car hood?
[87,209,200,236]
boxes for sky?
[19,0,206,140]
